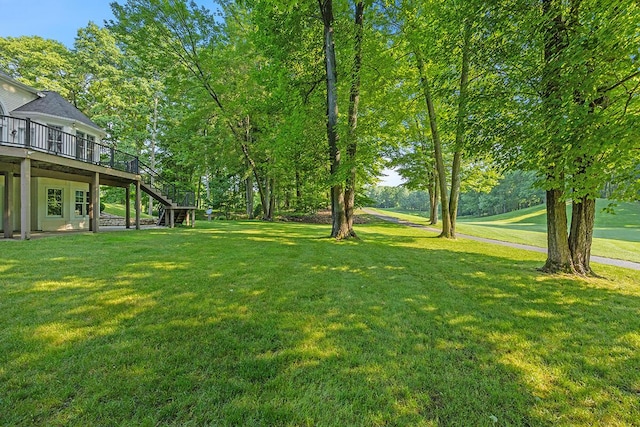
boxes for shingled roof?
[12,91,103,132]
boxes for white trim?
[45,187,64,218]
[10,111,105,137]
[73,189,90,218]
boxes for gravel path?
[362,209,640,271]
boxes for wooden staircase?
[139,181,196,228]
[157,208,191,226]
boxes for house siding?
[0,177,91,233]
[0,80,37,114]
[36,178,91,231]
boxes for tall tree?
[109,0,279,219]
[318,0,368,239]
[488,0,640,274]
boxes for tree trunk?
[295,169,302,210]
[569,197,595,275]
[269,177,276,219]
[320,0,350,239]
[449,18,472,238]
[429,168,439,225]
[241,116,272,220]
[344,2,365,237]
[416,52,452,238]
[541,189,575,273]
[245,174,254,219]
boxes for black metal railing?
[0,115,139,174]
[137,161,195,207]
[1,115,195,208]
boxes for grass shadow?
[1,220,639,425]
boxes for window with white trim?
[47,188,63,217]
[74,190,90,217]
[86,135,96,163]
[76,131,86,160]
[47,125,63,153]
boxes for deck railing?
[138,161,196,207]
[1,115,195,208]
[0,115,139,174]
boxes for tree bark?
[569,197,595,275]
[416,52,452,238]
[449,18,472,238]
[245,173,254,219]
[295,169,302,210]
[268,177,276,219]
[344,2,365,237]
[320,0,350,239]
[429,169,439,225]
[541,189,575,273]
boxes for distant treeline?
[367,170,545,217]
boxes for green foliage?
[484,0,640,201]
[459,170,545,217]
[0,36,78,100]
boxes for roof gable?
[12,90,103,132]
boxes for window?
[47,188,63,217]
[74,190,90,217]
[86,135,96,163]
[76,131,85,160]
[47,125,63,153]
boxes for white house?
[0,70,146,238]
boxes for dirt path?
[362,209,640,271]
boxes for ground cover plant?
[372,200,640,263]
[1,220,639,426]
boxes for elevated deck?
[1,115,195,238]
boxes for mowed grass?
[103,202,154,219]
[372,200,640,263]
[1,220,639,426]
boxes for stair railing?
[138,160,195,207]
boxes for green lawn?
[372,200,640,263]
[1,220,639,426]
[103,202,155,219]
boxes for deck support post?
[3,172,14,238]
[125,185,131,229]
[89,172,99,233]
[169,208,175,229]
[135,180,141,230]
[20,158,31,240]
[191,209,195,228]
